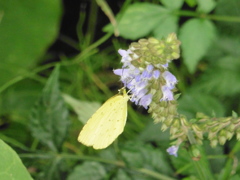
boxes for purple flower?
[163,71,177,87]
[167,145,179,157]
[161,85,174,101]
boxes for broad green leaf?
[0,139,32,180]
[67,162,106,180]
[29,66,70,151]
[178,90,225,119]
[153,15,178,39]
[197,56,240,96]
[179,18,216,73]
[0,0,62,86]
[160,0,184,10]
[62,93,101,124]
[117,3,168,40]
[196,0,216,13]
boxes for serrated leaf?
[29,66,69,151]
[153,15,178,39]
[196,0,216,13]
[179,18,216,73]
[67,162,106,180]
[0,139,32,180]
[62,94,101,124]
[197,56,240,96]
[160,0,184,10]
[117,3,168,40]
[178,90,225,119]
[0,0,61,86]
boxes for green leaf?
[196,0,216,13]
[160,0,184,10]
[113,169,131,180]
[153,15,178,39]
[122,142,173,177]
[67,162,106,180]
[197,56,240,96]
[179,18,216,73]
[29,65,70,151]
[185,0,197,7]
[0,139,32,180]
[0,0,62,86]
[117,3,168,40]
[178,90,225,119]
[214,0,240,36]
[62,93,101,124]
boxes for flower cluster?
[114,33,180,120]
[114,33,181,156]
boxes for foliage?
[0,0,240,179]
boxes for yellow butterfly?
[78,88,130,149]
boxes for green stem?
[175,10,240,22]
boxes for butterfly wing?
[78,92,129,149]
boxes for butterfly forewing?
[78,89,129,149]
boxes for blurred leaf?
[0,139,32,180]
[214,0,240,36]
[179,18,216,73]
[29,66,70,152]
[0,80,42,117]
[197,56,240,96]
[0,0,62,85]
[160,0,184,10]
[113,169,131,180]
[67,162,106,180]
[196,0,216,13]
[62,93,101,124]
[153,15,178,39]
[122,142,173,177]
[178,90,225,119]
[137,121,170,144]
[185,0,197,7]
[113,3,168,40]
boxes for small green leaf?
[117,3,168,40]
[196,0,216,13]
[153,15,178,39]
[179,18,216,73]
[185,0,197,7]
[0,139,32,180]
[0,0,62,86]
[160,0,184,10]
[62,93,101,124]
[67,162,106,180]
[29,65,70,151]
[178,90,225,119]
[113,169,131,180]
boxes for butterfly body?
[78,88,129,149]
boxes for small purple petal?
[167,145,179,157]
[113,69,123,76]
[139,94,152,109]
[153,70,160,79]
[163,71,177,86]
[162,63,169,69]
[161,85,174,101]
[146,64,154,72]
